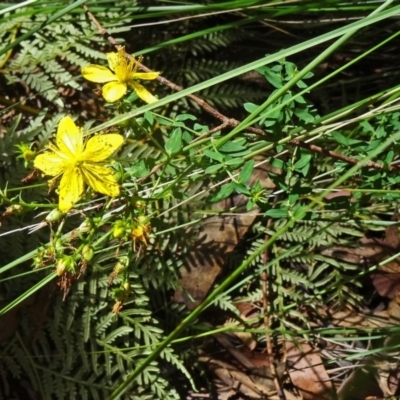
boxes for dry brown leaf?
[199,356,276,398]
[388,292,400,323]
[370,260,400,299]
[375,360,400,397]
[321,212,400,300]
[337,364,382,400]
[214,333,258,370]
[174,162,277,309]
[318,306,390,329]
[286,341,335,400]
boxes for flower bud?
[82,245,94,262]
[23,150,36,162]
[123,281,131,292]
[45,208,64,223]
[113,220,126,238]
[77,220,91,233]
[16,143,36,163]
[56,256,75,276]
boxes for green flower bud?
[77,220,91,233]
[45,208,64,223]
[56,256,75,276]
[113,261,126,275]
[82,245,94,262]
[16,143,36,163]
[112,169,123,183]
[113,220,126,238]
[23,150,36,162]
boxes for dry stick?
[83,5,399,173]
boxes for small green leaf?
[265,208,288,218]
[385,150,394,164]
[205,164,223,174]
[165,129,182,155]
[126,160,150,178]
[126,91,139,102]
[294,107,314,123]
[166,164,177,175]
[303,71,314,79]
[210,183,234,203]
[233,182,251,196]
[143,111,154,125]
[257,66,282,89]
[176,113,196,121]
[271,158,284,170]
[172,121,185,128]
[238,159,254,184]
[194,123,209,133]
[292,205,307,220]
[219,139,247,153]
[285,62,296,76]
[294,154,312,171]
[246,199,255,211]
[296,80,308,89]
[204,149,224,162]
[294,95,307,104]
[156,115,173,126]
[261,106,281,127]
[225,158,243,167]
[183,131,192,143]
[331,131,362,146]
[360,120,374,133]
[244,102,259,113]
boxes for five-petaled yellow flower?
[34,116,124,212]
[81,46,159,103]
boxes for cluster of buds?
[109,257,132,313]
[112,215,152,250]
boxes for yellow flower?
[81,46,159,103]
[34,116,124,212]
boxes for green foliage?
[0,275,183,400]
[2,1,400,398]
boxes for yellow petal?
[102,81,127,102]
[129,81,158,104]
[81,65,117,83]
[106,51,122,72]
[58,166,84,212]
[81,163,120,197]
[34,152,67,176]
[56,116,83,159]
[83,134,124,162]
[131,72,159,81]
